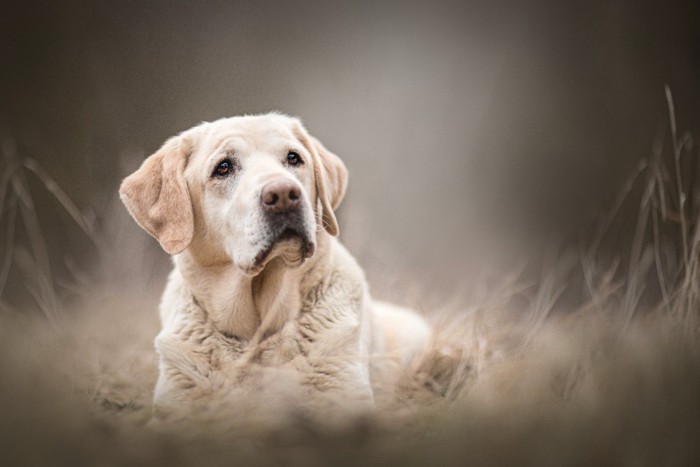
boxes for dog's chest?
[169,304,310,370]
[169,294,361,379]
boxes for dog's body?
[120,113,430,419]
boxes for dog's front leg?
[150,333,226,422]
[295,301,376,414]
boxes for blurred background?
[1,0,699,312]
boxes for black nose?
[261,180,302,212]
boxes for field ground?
[1,271,699,466]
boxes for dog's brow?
[208,136,246,158]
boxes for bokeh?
[2,0,700,311]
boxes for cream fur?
[119,113,430,420]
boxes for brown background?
[1,0,699,307]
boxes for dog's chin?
[239,228,316,277]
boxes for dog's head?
[119,113,347,275]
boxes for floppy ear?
[308,135,348,236]
[119,136,194,255]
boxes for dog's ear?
[308,135,348,236]
[119,135,194,255]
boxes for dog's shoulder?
[301,239,367,313]
[158,267,188,328]
[295,239,373,354]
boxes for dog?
[120,113,430,420]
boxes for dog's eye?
[213,159,234,177]
[287,151,303,166]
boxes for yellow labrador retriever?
[120,113,430,420]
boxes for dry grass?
[1,278,698,466]
[1,96,700,465]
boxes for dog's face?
[120,114,347,275]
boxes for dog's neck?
[175,233,331,341]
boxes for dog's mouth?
[251,226,316,272]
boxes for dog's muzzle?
[252,180,316,269]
